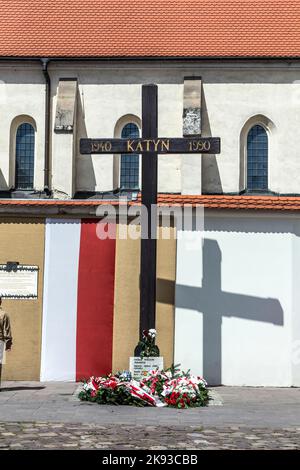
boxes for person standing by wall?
[0,297,13,390]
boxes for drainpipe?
[41,58,51,195]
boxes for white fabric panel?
[40,219,81,381]
[175,216,293,386]
[215,218,291,387]
[292,222,300,386]
[174,231,204,377]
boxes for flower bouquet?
[79,364,209,409]
[78,371,164,407]
[135,329,160,358]
[140,364,209,409]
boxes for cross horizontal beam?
[80,137,221,155]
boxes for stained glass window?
[15,123,35,189]
[247,125,268,192]
[120,123,140,190]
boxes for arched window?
[15,123,35,189]
[120,123,140,190]
[247,124,268,192]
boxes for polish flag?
[41,219,116,381]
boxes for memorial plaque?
[183,76,202,136]
[54,78,78,132]
[130,356,164,380]
[0,265,39,299]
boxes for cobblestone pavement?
[0,422,300,450]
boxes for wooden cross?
[80,84,221,353]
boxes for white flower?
[148,329,157,338]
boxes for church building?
[0,0,300,386]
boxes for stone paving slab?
[0,381,300,429]
[0,422,299,450]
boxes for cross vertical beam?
[139,84,158,339]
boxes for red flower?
[105,379,118,389]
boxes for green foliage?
[79,385,146,407]
[137,339,160,358]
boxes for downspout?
[41,58,51,195]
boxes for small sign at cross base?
[130,356,164,381]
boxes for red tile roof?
[155,194,300,211]
[1,195,300,212]
[0,1,300,58]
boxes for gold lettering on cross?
[161,139,170,152]
[135,141,144,152]
[127,140,135,152]
[153,139,161,152]
[92,143,100,152]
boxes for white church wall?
[175,211,297,387]
[201,65,300,195]
[0,63,45,191]
[49,61,300,196]
[1,61,300,196]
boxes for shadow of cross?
[158,238,284,385]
